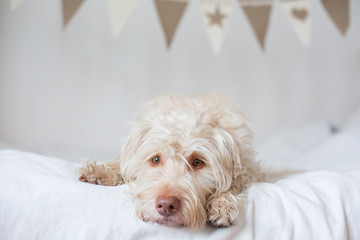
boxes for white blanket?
[1,115,360,239]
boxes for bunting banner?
[154,0,188,48]
[198,0,235,54]
[10,0,351,52]
[280,0,312,47]
[62,0,85,27]
[321,0,350,36]
[238,0,273,50]
[107,0,139,39]
[10,0,24,11]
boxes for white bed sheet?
[1,150,359,240]
[1,112,360,239]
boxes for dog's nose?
[155,195,180,217]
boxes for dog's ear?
[208,127,242,193]
[206,124,264,201]
[119,123,152,181]
[205,98,265,193]
[121,123,152,158]
[194,94,265,193]
[205,126,257,227]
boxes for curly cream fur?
[78,94,265,230]
[78,160,122,186]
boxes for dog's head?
[119,95,259,229]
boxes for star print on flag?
[198,0,235,54]
[207,6,226,27]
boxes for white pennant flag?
[10,0,24,11]
[280,0,312,47]
[107,0,139,39]
[198,0,235,54]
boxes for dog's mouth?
[156,216,187,228]
[141,214,185,228]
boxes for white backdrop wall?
[0,0,359,161]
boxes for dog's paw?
[79,174,98,184]
[206,192,244,227]
[78,162,105,185]
[78,161,121,186]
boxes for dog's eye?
[192,158,204,168]
[151,156,161,165]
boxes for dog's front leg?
[206,191,245,227]
[78,159,123,186]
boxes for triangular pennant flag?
[10,0,24,11]
[62,0,85,28]
[322,0,349,36]
[280,0,312,47]
[107,0,139,39]
[239,0,273,50]
[198,0,235,54]
[154,0,188,48]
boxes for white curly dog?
[79,94,265,230]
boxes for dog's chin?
[142,214,185,228]
[156,217,185,228]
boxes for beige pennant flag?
[322,0,349,36]
[107,0,139,39]
[62,0,85,28]
[10,0,24,11]
[154,0,188,48]
[198,0,235,54]
[280,0,312,47]
[239,0,273,50]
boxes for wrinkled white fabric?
[1,114,360,239]
[0,148,359,240]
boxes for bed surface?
[1,111,360,239]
